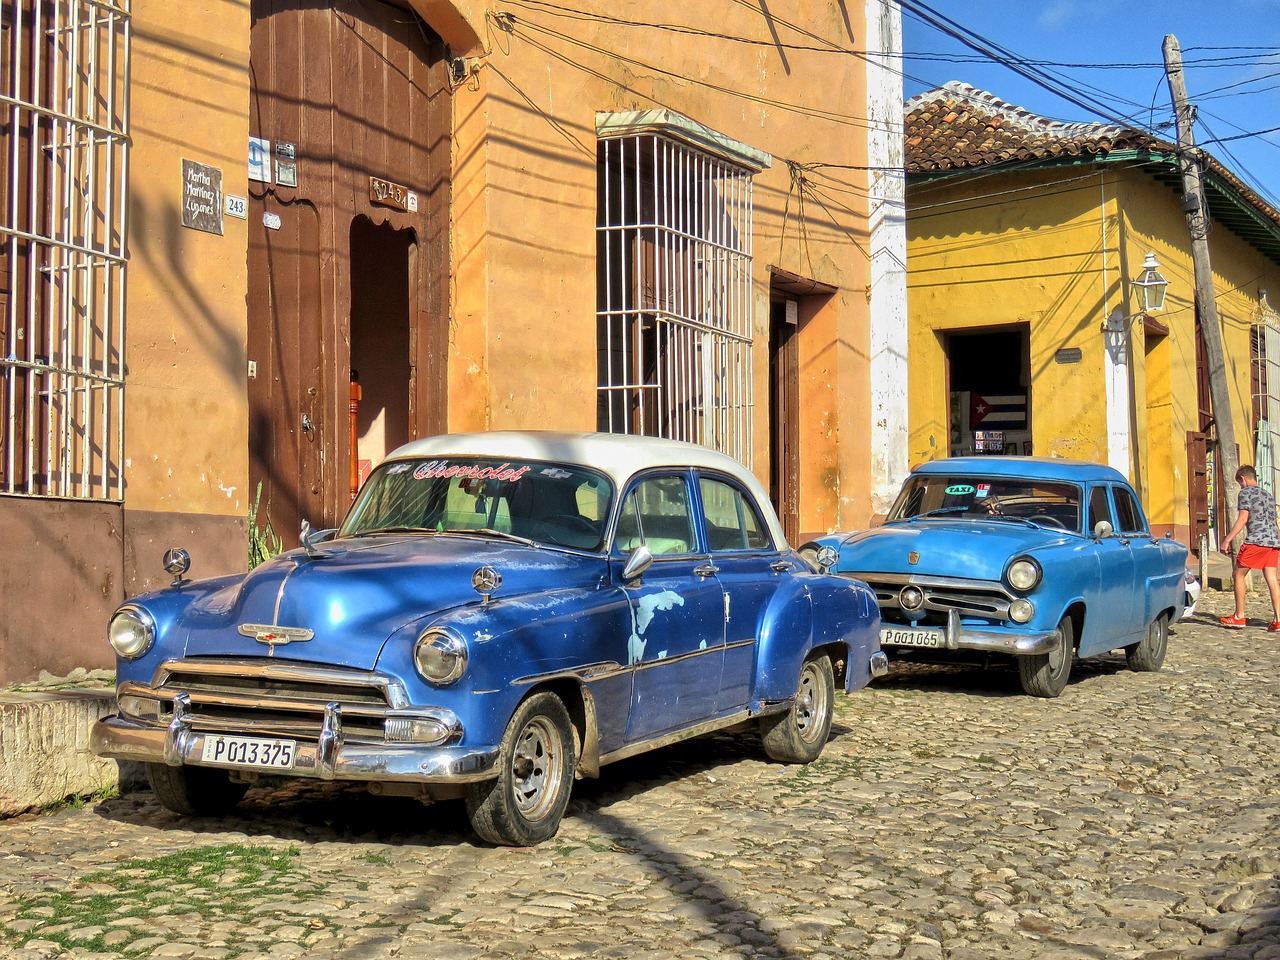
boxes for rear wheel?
[1126,612,1168,672]
[1017,615,1074,698]
[466,692,576,846]
[760,653,835,763]
[145,763,249,816]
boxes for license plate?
[880,625,946,649]
[200,734,296,770]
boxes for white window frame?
[1252,291,1280,496]
[1,0,130,500]
[595,110,769,467]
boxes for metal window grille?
[596,133,755,465]
[1252,296,1280,495]
[1,0,129,500]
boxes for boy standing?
[1219,464,1280,630]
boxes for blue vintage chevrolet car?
[805,457,1188,698]
[93,432,884,845]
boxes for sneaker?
[1269,622,1280,632]
[1220,614,1247,628]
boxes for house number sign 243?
[369,176,418,213]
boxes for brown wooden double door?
[246,0,451,545]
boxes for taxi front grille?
[148,658,407,742]
[848,573,1013,626]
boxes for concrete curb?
[0,689,142,816]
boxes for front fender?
[752,573,880,707]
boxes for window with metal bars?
[1,0,129,500]
[595,122,760,466]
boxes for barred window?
[595,112,768,466]
[1,0,130,500]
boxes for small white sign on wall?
[263,212,282,230]
[225,195,248,219]
[249,137,272,183]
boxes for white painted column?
[866,0,909,515]
[1103,308,1131,474]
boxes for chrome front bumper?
[883,608,1061,657]
[91,702,499,784]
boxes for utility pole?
[1163,34,1240,537]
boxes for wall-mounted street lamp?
[1131,252,1169,314]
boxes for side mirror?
[622,542,654,582]
[1092,519,1114,539]
[815,545,839,573]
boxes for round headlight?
[108,606,156,659]
[414,628,468,685]
[1009,598,1035,624]
[1006,557,1042,593]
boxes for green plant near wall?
[248,480,283,568]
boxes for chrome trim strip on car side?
[91,716,500,783]
[511,660,627,687]
[597,709,753,767]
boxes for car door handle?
[770,560,793,572]
[1118,538,1131,546]
[693,562,719,578]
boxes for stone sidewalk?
[1,587,1278,960]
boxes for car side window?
[1088,486,1113,532]
[1113,485,1147,535]
[699,476,774,552]
[615,475,696,556]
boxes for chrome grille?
[148,658,408,743]
[849,573,1013,626]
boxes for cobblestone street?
[2,588,1278,960]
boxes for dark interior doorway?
[769,298,800,543]
[945,326,1031,456]
[350,217,413,497]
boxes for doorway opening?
[946,326,1031,456]
[350,217,414,499]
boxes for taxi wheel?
[466,692,577,847]
[1017,615,1074,698]
[1126,612,1168,672]
[760,652,835,763]
[145,763,249,817]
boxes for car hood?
[175,536,604,669]
[834,519,1075,581]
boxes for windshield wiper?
[438,527,541,547]
[360,525,437,536]
[909,506,972,521]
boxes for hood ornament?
[472,565,502,603]
[908,551,920,565]
[238,623,314,656]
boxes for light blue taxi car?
[93,432,883,845]
[805,457,1187,698]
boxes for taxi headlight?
[413,628,468,685]
[1006,557,1042,593]
[108,606,155,659]
[1008,598,1035,624]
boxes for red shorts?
[1237,543,1280,569]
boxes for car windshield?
[888,474,1082,532]
[339,457,614,551]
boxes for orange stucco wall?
[125,1,252,526]
[442,2,877,531]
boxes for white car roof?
[384,431,789,548]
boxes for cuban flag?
[970,392,1027,429]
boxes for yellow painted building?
[905,83,1280,550]
[0,1,906,683]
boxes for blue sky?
[899,0,1280,207]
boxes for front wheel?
[145,763,249,817]
[1126,612,1168,672]
[465,692,576,846]
[1017,615,1074,698]
[760,653,835,763]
